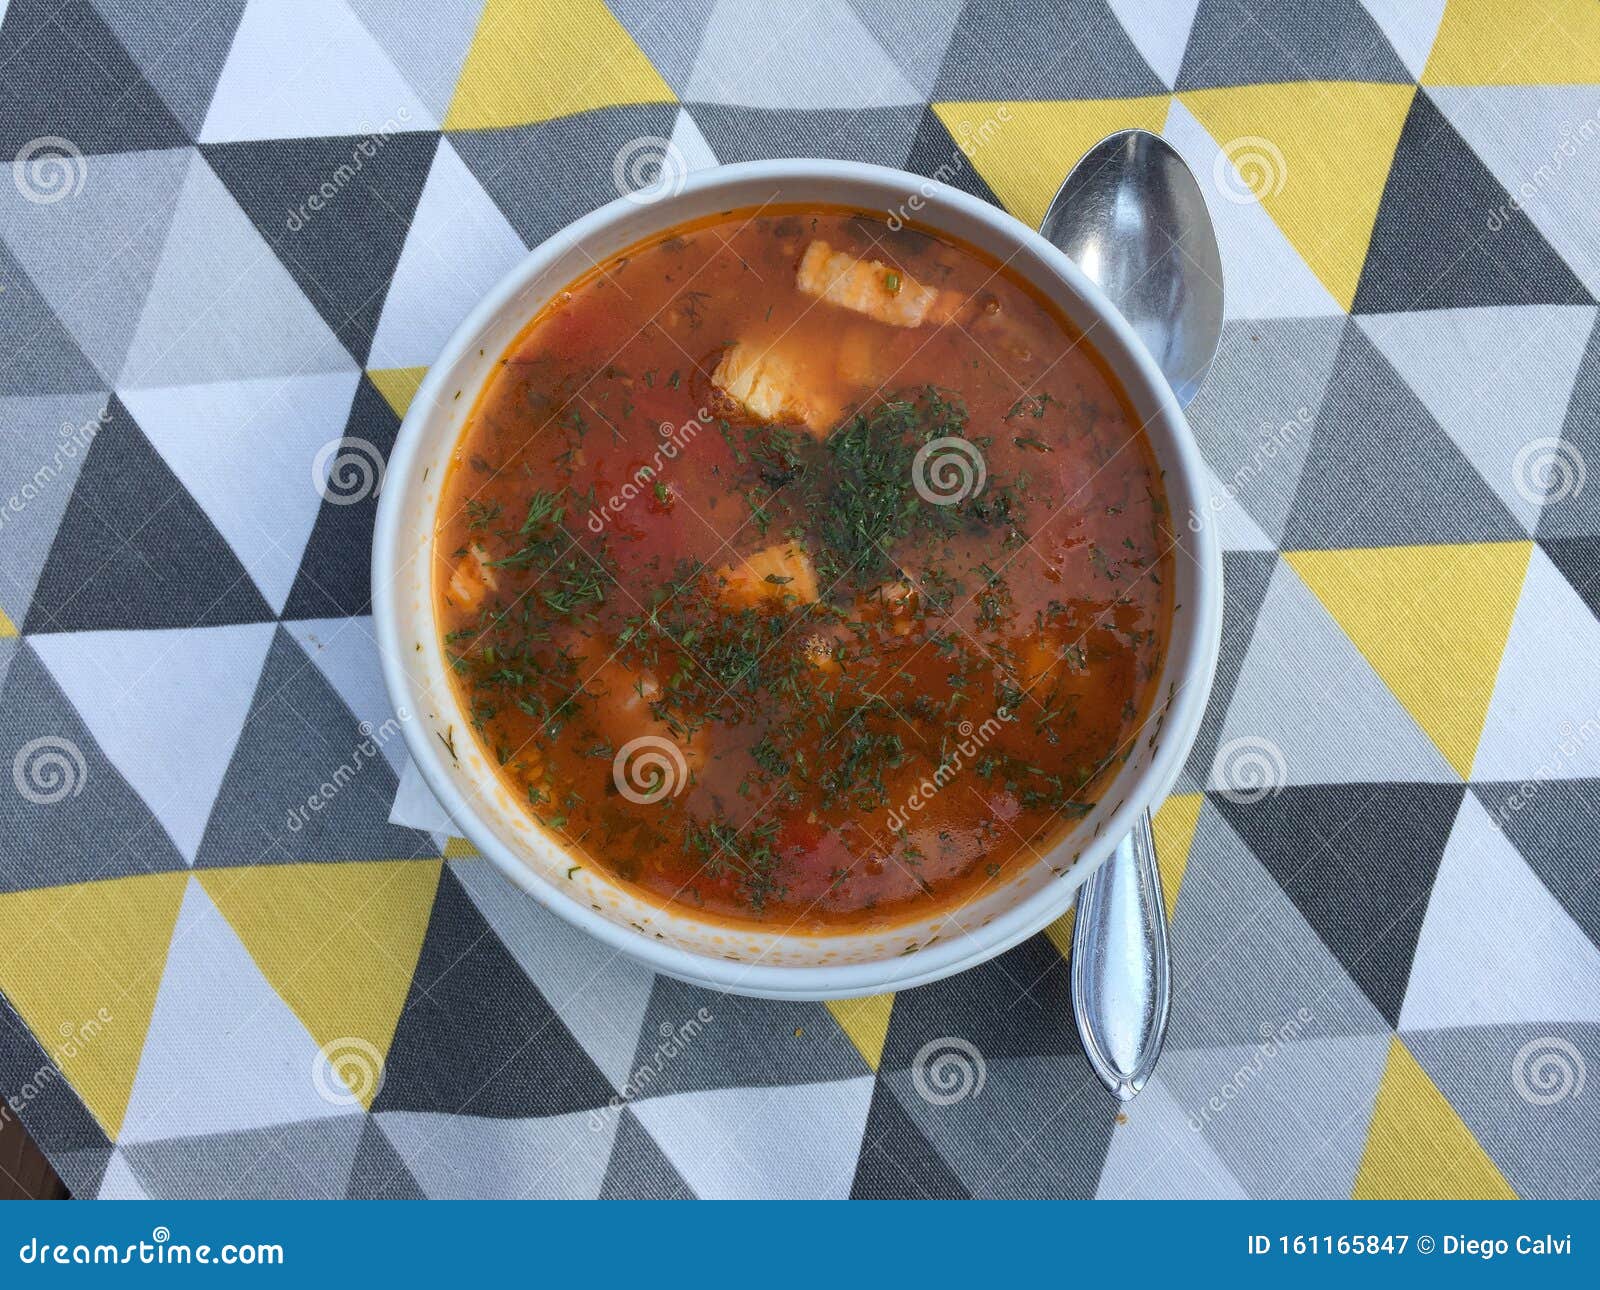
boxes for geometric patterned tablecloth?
[1,0,1598,1200]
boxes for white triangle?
[283,617,410,774]
[120,878,351,1143]
[96,1151,149,1199]
[120,154,355,388]
[1401,794,1600,1030]
[1358,0,1447,79]
[1107,0,1200,87]
[1199,464,1278,552]
[1162,99,1343,320]
[1357,306,1596,533]
[390,755,459,833]
[1474,544,1600,781]
[199,0,437,143]
[685,0,922,108]
[119,371,360,612]
[1212,560,1458,788]
[368,139,526,370]
[669,107,719,174]
[31,623,276,862]
[1095,1073,1248,1198]
[631,1076,874,1199]
[376,1108,618,1199]
[1431,86,1600,299]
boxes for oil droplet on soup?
[435,206,1174,930]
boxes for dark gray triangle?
[123,1113,367,1199]
[50,1146,111,1198]
[0,994,111,1154]
[344,1115,426,1199]
[22,396,274,633]
[0,643,187,891]
[1184,550,1277,782]
[450,103,679,248]
[1211,782,1467,1028]
[1537,313,1600,540]
[372,867,617,1119]
[850,1077,970,1199]
[1282,320,1527,549]
[0,240,104,396]
[903,107,1004,208]
[598,1108,695,1199]
[87,0,247,138]
[1540,537,1600,625]
[195,627,433,866]
[0,0,190,154]
[1176,0,1411,90]
[932,0,1164,98]
[1471,777,1600,953]
[1353,91,1592,315]
[683,104,927,170]
[202,132,442,365]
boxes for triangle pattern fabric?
[30,623,274,862]
[840,0,967,101]
[124,1113,367,1199]
[344,1115,427,1199]
[599,1108,696,1199]
[1184,550,1279,781]
[1176,0,1412,90]
[1211,782,1467,1027]
[1537,313,1600,541]
[849,1077,971,1199]
[1106,0,1199,88]
[199,0,436,142]
[0,0,190,156]
[1352,90,1592,314]
[376,1106,617,1199]
[683,104,927,171]
[1476,778,1600,954]
[0,992,112,1154]
[282,618,409,775]
[604,0,720,100]
[1094,1074,1249,1199]
[203,132,442,364]
[22,396,275,634]
[86,0,248,139]
[345,0,485,123]
[902,108,1004,208]
[0,242,105,397]
[932,0,1165,100]
[1358,0,1448,80]
[1422,0,1600,86]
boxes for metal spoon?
[1039,129,1224,1100]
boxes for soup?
[434,206,1173,930]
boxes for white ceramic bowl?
[373,159,1222,1000]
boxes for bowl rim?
[372,157,1222,999]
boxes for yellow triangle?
[1286,542,1531,779]
[0,873,187,1138]
[368,366,428,420]
[198,860,441,1108]
[1424,0,1600,85]
[1152,792,1204,919]
[0,605,16,638]
[444,0,675,131]
[826,993,895,1071]
[1180,82,1415,309]
[933,98,1172,229]
[1043,906,1075,959]
[1354,1036,1516,1199]
[443,835,479,859]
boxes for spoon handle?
[1070,808,1170,1100]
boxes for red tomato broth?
[435,205,1175,931]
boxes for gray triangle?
[682,104,926,169]
[1176,0,1411,90]
[1473,777,1600,953]
[848,0,968,98]
[606,0,721,96]
[344,1115,426,1199]
[1183,550,1277,783]
[1168,798,1388,1051]
[599,1108,696,1199]
[0,642,187,892]
[1283,320,1527,549]
[1408,1023,1599,1199]
[0,993,111,1155]
[1537,313,1600,540]
[1186,316,1341,544]
[0,146,191,386]
[376,1108,618,1199]
[49,1146,111,1198]
[932,0,1165,99]
[195,627,434,866]
[87,0,247,137]
[0,240,103,396]
[0,390,107,625]
[123,1114,367,1199]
